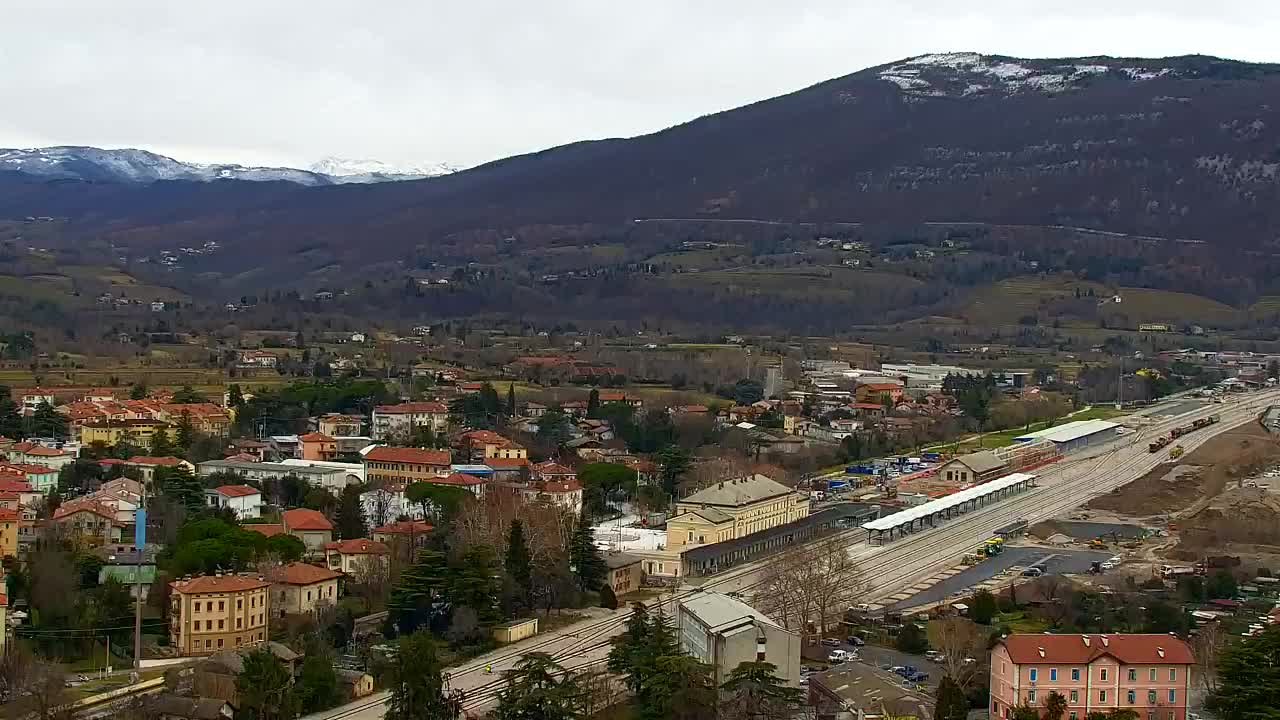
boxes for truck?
[1161,565,1197,578]
[1169,445,1185,459]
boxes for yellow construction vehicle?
[1169,445,1185,459]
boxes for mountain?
[0,146,453,186]
[2,53,1279,288]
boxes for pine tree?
[296,653,340,714]
[719,661,804,720]
[129,383,147,400]
[586,389,600,419]
[156,466,204,512]
[175,411,195,453]
[450,545,501,625]
[27,401,68,439]
[567,513,605,591]
[335,485,367,540]
[228,383,245,408]
[384,632,461,720]
[236,648,300,720]
[935,676,970,720]
[0,386,22,439]
[608,602,651,687]
[599,583,618,610]
[149,427,173,457]
[505,519,532,608]
[506,383,517,417]
[389,549,452,634]
[493,653,583,720]
[639,654,717,720]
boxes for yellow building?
[269,562,342,617]
[0,508,18,559]
[80,419,170,447]
[169,574,270,656]
[667,474,809,549]
[362,446,452,485]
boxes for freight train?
[1147,413,1220,453]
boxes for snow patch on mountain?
[879,53,1178,98]
[309,156,458,180]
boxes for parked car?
[828,649,852,663]
[1021,567,1044,577]
[821,637,840,647]
[906,671,929,682]
[846,635,865,647]
[894,665,917,678]
[924,651,944,662]
[889,666,906,675]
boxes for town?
[0,335,1277,720]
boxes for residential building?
[147,695,234,720]
[372,520,434,546]
[370,402,449,441]
[520,479,583,515]
[487,456,531,482]
[604,552,643,596]
[51,498,122,542]
[81,418,171,447]
[324,538,390,574]
[990,634,1194,720]
[158,403,231,437]
[238,350,278,368]
[205,485,263,520]
[280,508,333,555]
[298,432,338,461]
[809,662,934,719]
[425,471,488,498]
[127,455,195,483]
[198,459,358,492]
[337,670,375,702]
[169,574,271,656]
[359,484,422,527]
[938,450,1009,486]
[675,590,801,687]
[316,413,363,437]
[0,508,18,558]
[854,382,905,405]
[96,544,158,600]
[457,430,526,463]
[269,562,342,616]
[666,474,809,550]
[362,446,452,485]
[193,642,299,707]
[0,462,57,493]
[7,442,73,471]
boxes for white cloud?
[1,0,1276,169]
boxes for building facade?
[667,474,809,550]
[990,634,1194,720]
[675,590,801,687]
[362,446,452,485]
[270,562,342,616]
[370,402,449,441]
[169,575,271,656]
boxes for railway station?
[861,473,1037,545]
[681,502,881,576]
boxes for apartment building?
[990,634,1194,720]
[169,574,271,656]
[370,402,449,441]
[269,562,341,616]
[362,446,451,485]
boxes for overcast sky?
[4,1,1277,171]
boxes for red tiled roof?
[485,457,529,469]
[127,455,186,466]
[853,402,887,410]
[533,461,574,476]
[282,508,333,531]
[53,498,116,521]
[244,523,286,537]
[298,432,335,442]
[3,463,56,474]
[323,539,389,555]
[98,458,127,466]
[373,520,434,535]
[675,405,709,413]
[273,561,342,585]
[13,444,68,457]
[170,574,271,594]
[859,383,902,391]
[0,477,32,493]
[213,484,260,498]
[1000,634,1195,666]
[0,508,19,521]
[598,391,628,402]
[459,430,509,445]
[364,446,451,465]
[375,402,448,414]
[433,472,485,486]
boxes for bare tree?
[1192,621,1225,696]
[753,536,868,636]
[927,616,984,689]
[1,658,72,720]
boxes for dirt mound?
[1088,422,1280,517]
[1179,487,1280,551]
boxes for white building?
[675,590,801,687]
[205,485,263,520]
[370,402,450,441]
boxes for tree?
[1043,691,1068,720]
[506,519,533,608]
[608,601,652,689]
[0,386,22,439]
[228,383,245,409]
[171,385,206,403]
[732,379,764,405]
[296,653,339,714]
[507,384,517,418]
[755,536,868,637]
[568,513,605,591]
[1193,621,1226,697]
[578,463,637,516]
[934,676,970,720]
[389,550,452,635]
[719,660,803,720]
[536,409,573,449]
[26,400,68,439]
[336,485,367,540]
[155,465,203,512]
[175,411,195,453]
[236,648,299,720]
[969,589,999,625]
[1208,624,1280,720]
[599,583,618,610]
[639,654,716,720]
[149,426,174,456]
[586,389,601,419]
[384,632,462,720]
[450,545,502,625]
[927,617,984,689]
[1011,706,1040,720]
[405,482,469,524]
[656,444,691,496]
[130,382,148,400]
[494,653,585,720]
[264,534,306,563]
[1206,569,1238,599]
[896,622,929,654]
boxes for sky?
[3,1,1278,171]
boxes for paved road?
[889,548,1113,610]
[304,390,1278,720]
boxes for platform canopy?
[861,472,1036,532]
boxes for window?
[1148,691,1157,704]
[217,639,224,648]
[1129,669,1137,682]
[993,702,999,714]
[257,632,263,640]
[218,620,224,630]
[1168,690,1176,704]
[1027,691,1037,704]
[218,601,225,611]
[1150,668,1157,682]
[1030,669,1038,682]
[205,639,212,649]
[1127,690,1136,704]
[307,591,312,601]
[1070,691,1079,704]
[237,618,242,629]
[205,620,212,631]
[237,599,242,610]
[1070,714,1077,720]
[207,601,213,612]
[1050,668,1058,681]
[1100,669,1108,681]
[251,596,256,608]
[1169,669,1176,682]
[1071,668,1080,681]
[1100,691,1107,703]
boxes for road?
[306,391,1276,719]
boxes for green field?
[665,266,922,300]
[962,276,1242,327]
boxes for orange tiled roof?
[323,539,389,555]
[373,520,434,535]
[127,455,186,467]
[374,402,448,414]
[53,498,117,521]
[213,484,260,498]
[282,508,333,531]
[170,574,270,594]
[485,457,529,469]
[432,472,485,486]
[298,432,335,442]
[363,446,451,465]
[244,523,286,537]
[273,561,342,585]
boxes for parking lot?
[889,546,1114,610]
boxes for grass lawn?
[993,611,1050,633]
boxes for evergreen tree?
[493,653,585,720]
[479,382,502,421]
[586,389,601,419]
[1208,623,1280,719]
[895,622,929,654]
[236,648,300,720]
[149,426,174,457]
[27,401,68,439]
[1043,691,1068,720]
[156,466,204,512]
[641,655,717,720]
[656,444,691,496]
[389,549,452,634]
[296,653,340,714]
[719,661,802,720]
[175,411,195,453]
[599,583,618,610]
[506,383,517,418]
[505,519,532,608]
[969,589,998,625]
[335,485,367,540]
[0,386,22,439]
[608,602,651,688]
[384,631,462,720]
[536,409,573,449]
[934,676,970,720]
[129,382,147,400]
[228,383,245,409]
[171,384,206,403]
[450,545,502,625]
[567,513,605,591]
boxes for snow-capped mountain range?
[0,146,455,186]
[876,52,1177,98]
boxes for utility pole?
[133,480,147,677]
[1116,356,1124,411]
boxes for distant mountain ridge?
[0,146,452,185]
